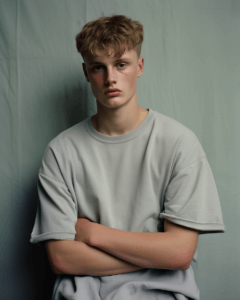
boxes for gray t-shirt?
[30,108,225,300]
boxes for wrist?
[89,222,106,247]
[88,221,98,246]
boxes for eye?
[118,63,126,68]
[93,65,103,71]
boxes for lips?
[105,89,121,94]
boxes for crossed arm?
[46,218,199,276]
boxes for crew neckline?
[84,108,155,144]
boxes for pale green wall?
[0,1,239,299]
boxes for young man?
[30,15,225,300]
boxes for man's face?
[82,47,144,110]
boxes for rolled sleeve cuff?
[30,231,76,246]
[160,213,226,234]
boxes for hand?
[74,217,94,244]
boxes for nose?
[105,67,117,85]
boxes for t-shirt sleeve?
[160,130,225,234]
[30,142,77,246]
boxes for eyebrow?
[88,57,131,66]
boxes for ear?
[137,56,144,78]
[82,63,90,82]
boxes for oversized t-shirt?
[30,108,225,300]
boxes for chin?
[102,97,126,107]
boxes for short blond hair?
[75,14,144,59]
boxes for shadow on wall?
[24,75,90,299]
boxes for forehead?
[84,47,138,65]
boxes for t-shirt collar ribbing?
[84,108,155,144]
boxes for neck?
[91,102,149,136]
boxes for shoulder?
[39,118,89,178]
[152,110,206,170]
[153,110,198,141]
[48,118,88,151]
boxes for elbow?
[171,260,190,271]
[45,256,63,274]
[52,252,73,275]
[170,252,192,271]
[46,240,87,275]
[45,240,70,275]
[177,253,193,271]
[49,253,66,274]
[51,249,85,276]
[52,264,63,274]
[181,260,191,271]
[151,257,191,271]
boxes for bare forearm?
[90,228,181,270]
[88,222,198,270]
[54,240,147,276]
